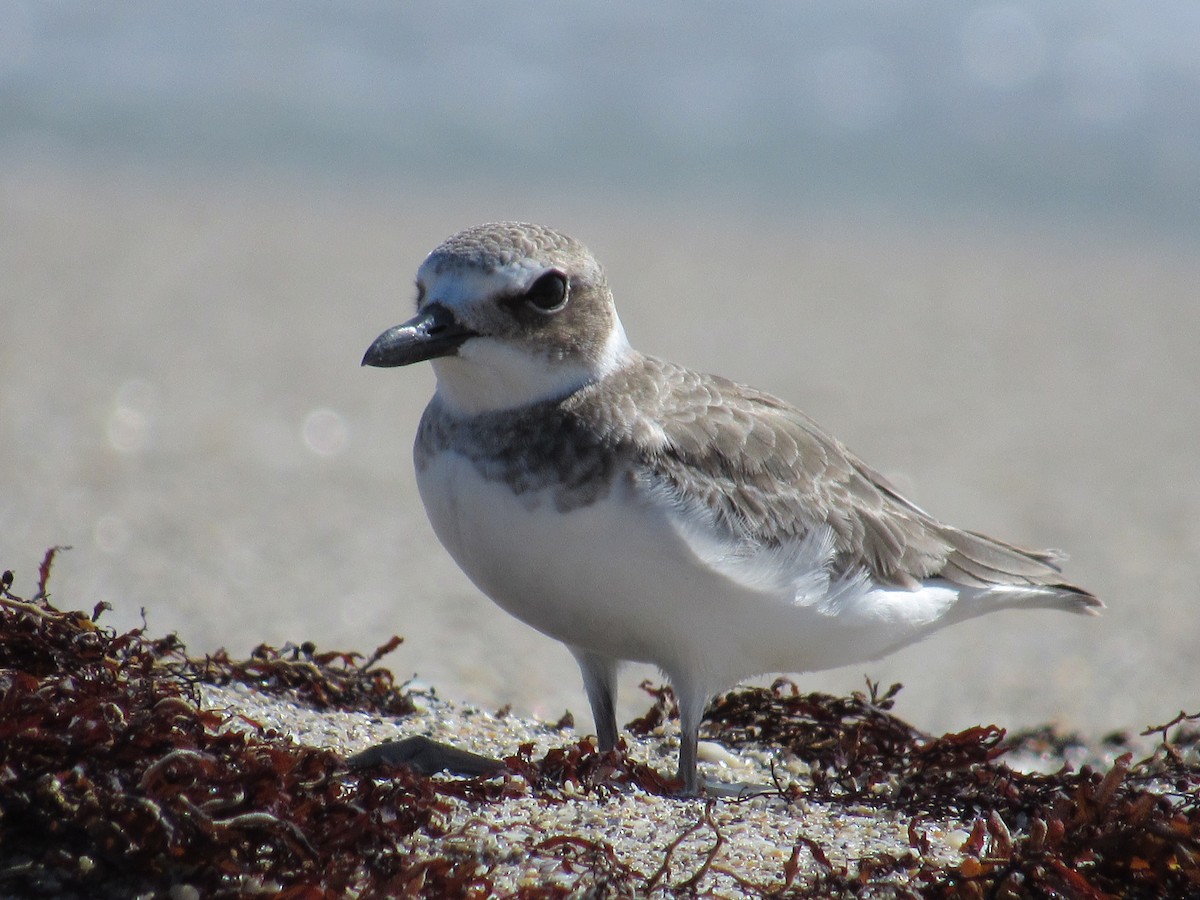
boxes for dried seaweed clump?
[701,677,1200,898]
[4,548,1199,898]
[190,635,415,717]
[0,551,491,897]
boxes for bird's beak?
[361,304,475,368]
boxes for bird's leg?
[673,683,763,798]
[674,683,708,795]
[569,647,618,750]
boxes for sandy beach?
[3,158,1197,749]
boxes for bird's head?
[362,222,632,415]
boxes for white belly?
[415,447,965,689]
[417,448,710,667]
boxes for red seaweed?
[2,553,1197,897]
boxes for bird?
[362,222,1101,795]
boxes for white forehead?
[416,258,542,313]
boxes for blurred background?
[2,2,1197,744]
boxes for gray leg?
[673,681,709,795]
[674,682,771,799]
[569,647,619,750]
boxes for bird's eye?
[523,270,569,313]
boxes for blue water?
[2,1,1197,229]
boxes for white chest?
[411,443,968,688]
[414,444,726,666]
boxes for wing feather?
[574,355,1096,606]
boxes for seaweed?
[702,677,1200,897]
[2,550,1197,898]
[1,553,420,896]
[186,634,414,718]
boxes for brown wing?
[587,355,1096,604]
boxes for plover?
[362,222,1101,794]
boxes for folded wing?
[590,356,1100,613]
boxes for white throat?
[431,316,633,416]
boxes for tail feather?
[1048,582,1105,616]
[938,527,1103,615]
[937,581,1103,634]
